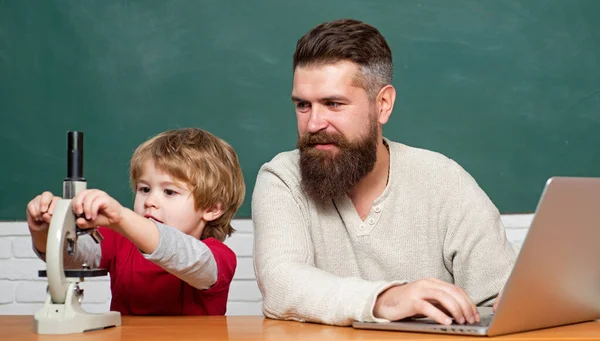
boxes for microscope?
[34,131,121,334]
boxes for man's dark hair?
[293,19,393,99]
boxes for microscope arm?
[45,199,77,304]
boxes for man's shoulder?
[262,149,300,168]
[387,140,485,197]
[252,149,308,208]
[388,140,460,173]
[257,149,301,182]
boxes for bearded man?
[252,19,516,327]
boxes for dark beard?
[297,118,379,201]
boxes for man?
[252,19,516,327]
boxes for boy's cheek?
[132,199,145,215]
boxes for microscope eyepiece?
[66,131,84,181]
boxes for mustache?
[297,131,348,149]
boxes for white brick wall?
[0,215,533,315]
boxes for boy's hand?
[26,191,62,253]
[72,189,124,229]
[26,191,61,233]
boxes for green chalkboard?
[1,0,599,220]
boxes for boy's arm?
[101,208,218,289]
[142,222,218,290]
[107,208,160,254]
[71,190,219,289]
[83,207,218,289]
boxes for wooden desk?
[2,316,600,340]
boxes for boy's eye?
[138,186,150,193]
[164,189,177,196]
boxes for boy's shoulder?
[202,237,237,263]
[201,238,237,291]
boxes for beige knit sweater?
[252,139,516,326]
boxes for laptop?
[353,177,600,336]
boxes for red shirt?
[98,227,236,315]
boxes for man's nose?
[307,106,328,133]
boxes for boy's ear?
[202,203,224,222]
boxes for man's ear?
[376,84,396,125]
[202,203,224,222]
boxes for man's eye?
[296,102,310,110]
[327,102,341,108]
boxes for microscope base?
[34,282,121,334]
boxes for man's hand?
[72,189,124,229]
[373,278,480,325]
[493,290,503,312]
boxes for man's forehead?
[292,62,363,99]
[293,61,359,79]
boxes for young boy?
[26,128,245,315]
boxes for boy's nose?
[144,193,159,208]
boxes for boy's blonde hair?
[129,128,245,241]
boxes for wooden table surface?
[2,316,600,340]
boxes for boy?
[27,128,245,315]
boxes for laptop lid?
[487,176,600,336]
[353,177,600,336]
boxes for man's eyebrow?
[291,95,350,102]
[320,95,350,102]
[291,95,306,102]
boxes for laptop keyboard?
[414,314,494,327]
[456,314,493,327]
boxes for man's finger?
[423,288,466,324]
[426,280,476,324]
[417,300,453,326]
[450,286,478,323]
[493,294,501,312]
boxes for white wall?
[0,215,532,315]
